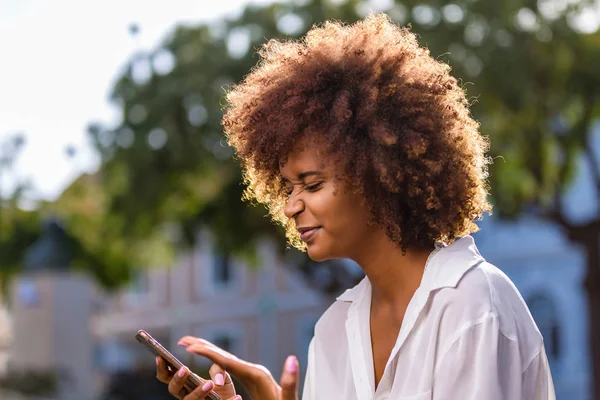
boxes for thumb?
[280,355,299,400]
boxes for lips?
[298,227,321,242]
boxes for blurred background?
[0,0,599,399]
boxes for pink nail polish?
[285,355,298,373]
[178,367,187,378]
[215,373,225,386]
[202,381,214,391]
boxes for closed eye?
[305,182,323,192]
[284,182,322,196]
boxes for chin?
[306,245,331,262]
[306,243,339,262]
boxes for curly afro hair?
[222,13,492,252]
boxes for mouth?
[297,227,321,242]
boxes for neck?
[351,230,433,307]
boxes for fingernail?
[178,367,187,378]
[155,357,159,366]
[285,355,298,373]
[215,373,225,386]
[202,381,214,391]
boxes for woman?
[157,14,556,400]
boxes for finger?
[156,356,174,384]
[168,366,190,398]
[186,343,269,381]
[179,337,239,364]
[182,379,215,400]
[280,355,299,400]
[179,336,212,347]
[209,363,232,387]
[179,337,236,359]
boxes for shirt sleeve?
[432,314,555,400]
[302,337,316,400]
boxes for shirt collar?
[335,235,485,302]
[420,235,485,291]
[336,274,370,302]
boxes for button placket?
[346,303,374,400]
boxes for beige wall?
[8,273,96,400]
[0,303,11,375]
[9,274,56,370]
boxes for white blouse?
[302,236,555,400]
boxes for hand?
[155,356,240,400]
[179,336,299,400]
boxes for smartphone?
[135,329,222,400]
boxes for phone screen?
[135,329,222,400]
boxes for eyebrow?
[281,170,323,182]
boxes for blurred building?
[0,225,327,399]
[473,128,599,400]
[1,219,595,399]
[90,229,327,398]
[4,221,97,400]
[475,217,590,400]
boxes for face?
[280,144,376,262]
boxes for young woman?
[157,14,556,400]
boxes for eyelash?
[306,182,323,192]
[285,182,323,196]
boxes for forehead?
[280,146,322,170]
[279,141,338,180]
[279,136,340,179]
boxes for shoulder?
[431,261,543,350]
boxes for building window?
[16,279,40,307]
[131,271,150,295]
[124,271,151,307]
[212,334,234,352]
[94,340,137,372]
[193,323,244,362]
[194,229,245,297]
[527,293,561,363]
[213,251,232,285]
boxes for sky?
[0,0,275,201]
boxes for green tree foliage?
[90,0,600,260]
[4,0,600,290]
[0,133,40,294]
[85,0,600,284]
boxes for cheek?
[335,196,372,236]
[318,191,365,233]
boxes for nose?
[284,190,304,219]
